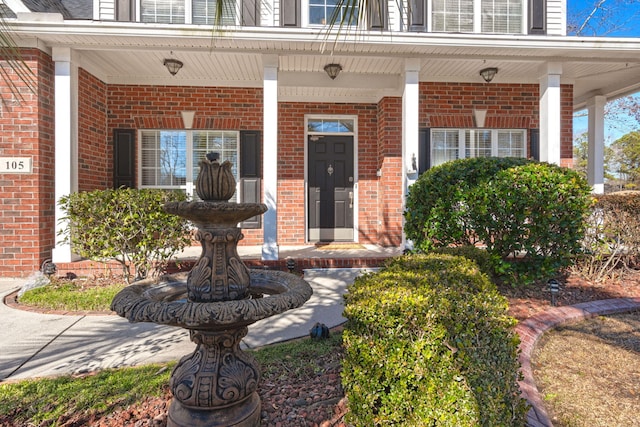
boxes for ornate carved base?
[167,327,261,426]
[167,392,261,427]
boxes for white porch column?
[51,47,79,263]
[402,58,421,249]
[587,95,606,194]
[538,63,562,165]
[262,55,279,260]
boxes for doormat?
[315,243,366,250]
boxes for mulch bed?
[6,270,640,427]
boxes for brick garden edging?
[516,297,640,427]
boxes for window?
[140,0,239,24]
[430,128,526,167]
[430,0,523,34]
[309,0,358,26]
[141,0,185,23]
[481,0,522,33]
[140,130,240,201]
[192,0,237,25]
[431,0,474,32]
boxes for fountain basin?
[164,201,267,228]
[111,269,313,331]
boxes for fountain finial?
[196,151,236,201]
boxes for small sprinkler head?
[548,279,560,306]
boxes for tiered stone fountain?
[111,153,313,427]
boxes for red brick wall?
[278,102,379,245]
[78,69,110,191]
[560,84,574,167]
[377,97,403,246]
[0,49,55,277]
[106,85,265,244]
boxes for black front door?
[308,135,354,241]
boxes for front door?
[308,135,354,241]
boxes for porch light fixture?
[164,58,184,76]
[324,63,342,80]
[479,67,498,83]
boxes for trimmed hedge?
[342,254,528,426]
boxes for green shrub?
[404,157,531,252]
[432,245,493,278]
[575,192,640,281]
[58,188,191,282]
[405,158,592,285]
[342,254,528,426]
[468,162,592,284]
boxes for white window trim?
[427,0,527,34]
[138,129,240,201]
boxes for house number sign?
[0,157,32,173]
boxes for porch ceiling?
[13,20,640,107]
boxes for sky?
[568,1,640,141]
[567,0,640,37]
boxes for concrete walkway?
[0,268,375,382]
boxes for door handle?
[349,191,353,208]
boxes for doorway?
[307,134,355,241]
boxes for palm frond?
[0,11,37,105]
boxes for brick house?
[0,0,639,277]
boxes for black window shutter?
[368,0,387,30]
[419,128,431,174]
[116,0,135,22]
[240,131,262,228]
[409,0,427,32]
[528,0,546,34]
[242,0,259,26]
[280,0,300,27]
[530,129,540,161]
[113,129,135,189]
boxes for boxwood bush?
[404,157,531,252]
[342,254,528,426]
[405,158,592,285]
[468,162,592,284]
